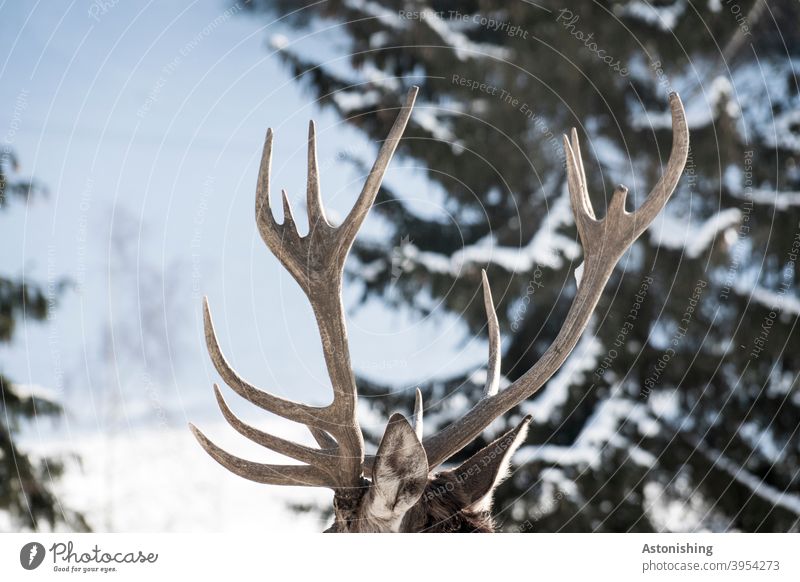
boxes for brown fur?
[328,472,496,533]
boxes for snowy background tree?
[242,0,800,531]
[0,149,87,531]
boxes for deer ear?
[445,415,531,512]
[369,413,429,520]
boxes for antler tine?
[189,424,333,487]
[203,297,328,427]
[631,92,689,234]
[280,189,298,233]
[306,120,328,230]
[337,86,418,256]
[412,388,424,440]
[481,270,501,398]
[308,426,338,449]
[255,128,278,246]
[212,384,336,467]
[416,93,689,470]
[563,131,599,247]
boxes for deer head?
[190,86,689,532]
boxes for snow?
[515,444,600,468]
[419,8,512,62]
[518,384,659,476]
[394,184,580,278]
[21,419,330,532]
[574,261,585,287]
[269,34,289,50]
[412,107,462,151]
[468,368,511,391]
[736,282,800,317]
[11,383,62,406]
[643,480,715,532]
[344,0,404,30]
[631,76,739,130]
[767,108,800,154]
[745,190,800,209]
[578,395,656,447]
[539,467,579,499]
[647,388,682,422]
[617,0,687,31]
[739,421,786,465]
[521,329,602,423]
[696,440,800,516]
[331,89,382,113]
[648,207,741,258]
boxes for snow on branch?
[374,183,579,279]
[617,0,687,32]
[632,76,738,130]
[694,438,800,516]
[521,328,602,423]
[735,281,800,317]
[343,0,405,30]
[648,207,741,258]
[419,8,511,62]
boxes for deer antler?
[402,92,689,470]
[190,87,419,490]
[192,88,687,493]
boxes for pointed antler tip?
[405,86,419,105]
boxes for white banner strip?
[1,533,797,580]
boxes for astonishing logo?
[20,542,46,570]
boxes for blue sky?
[0,0,487,433]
